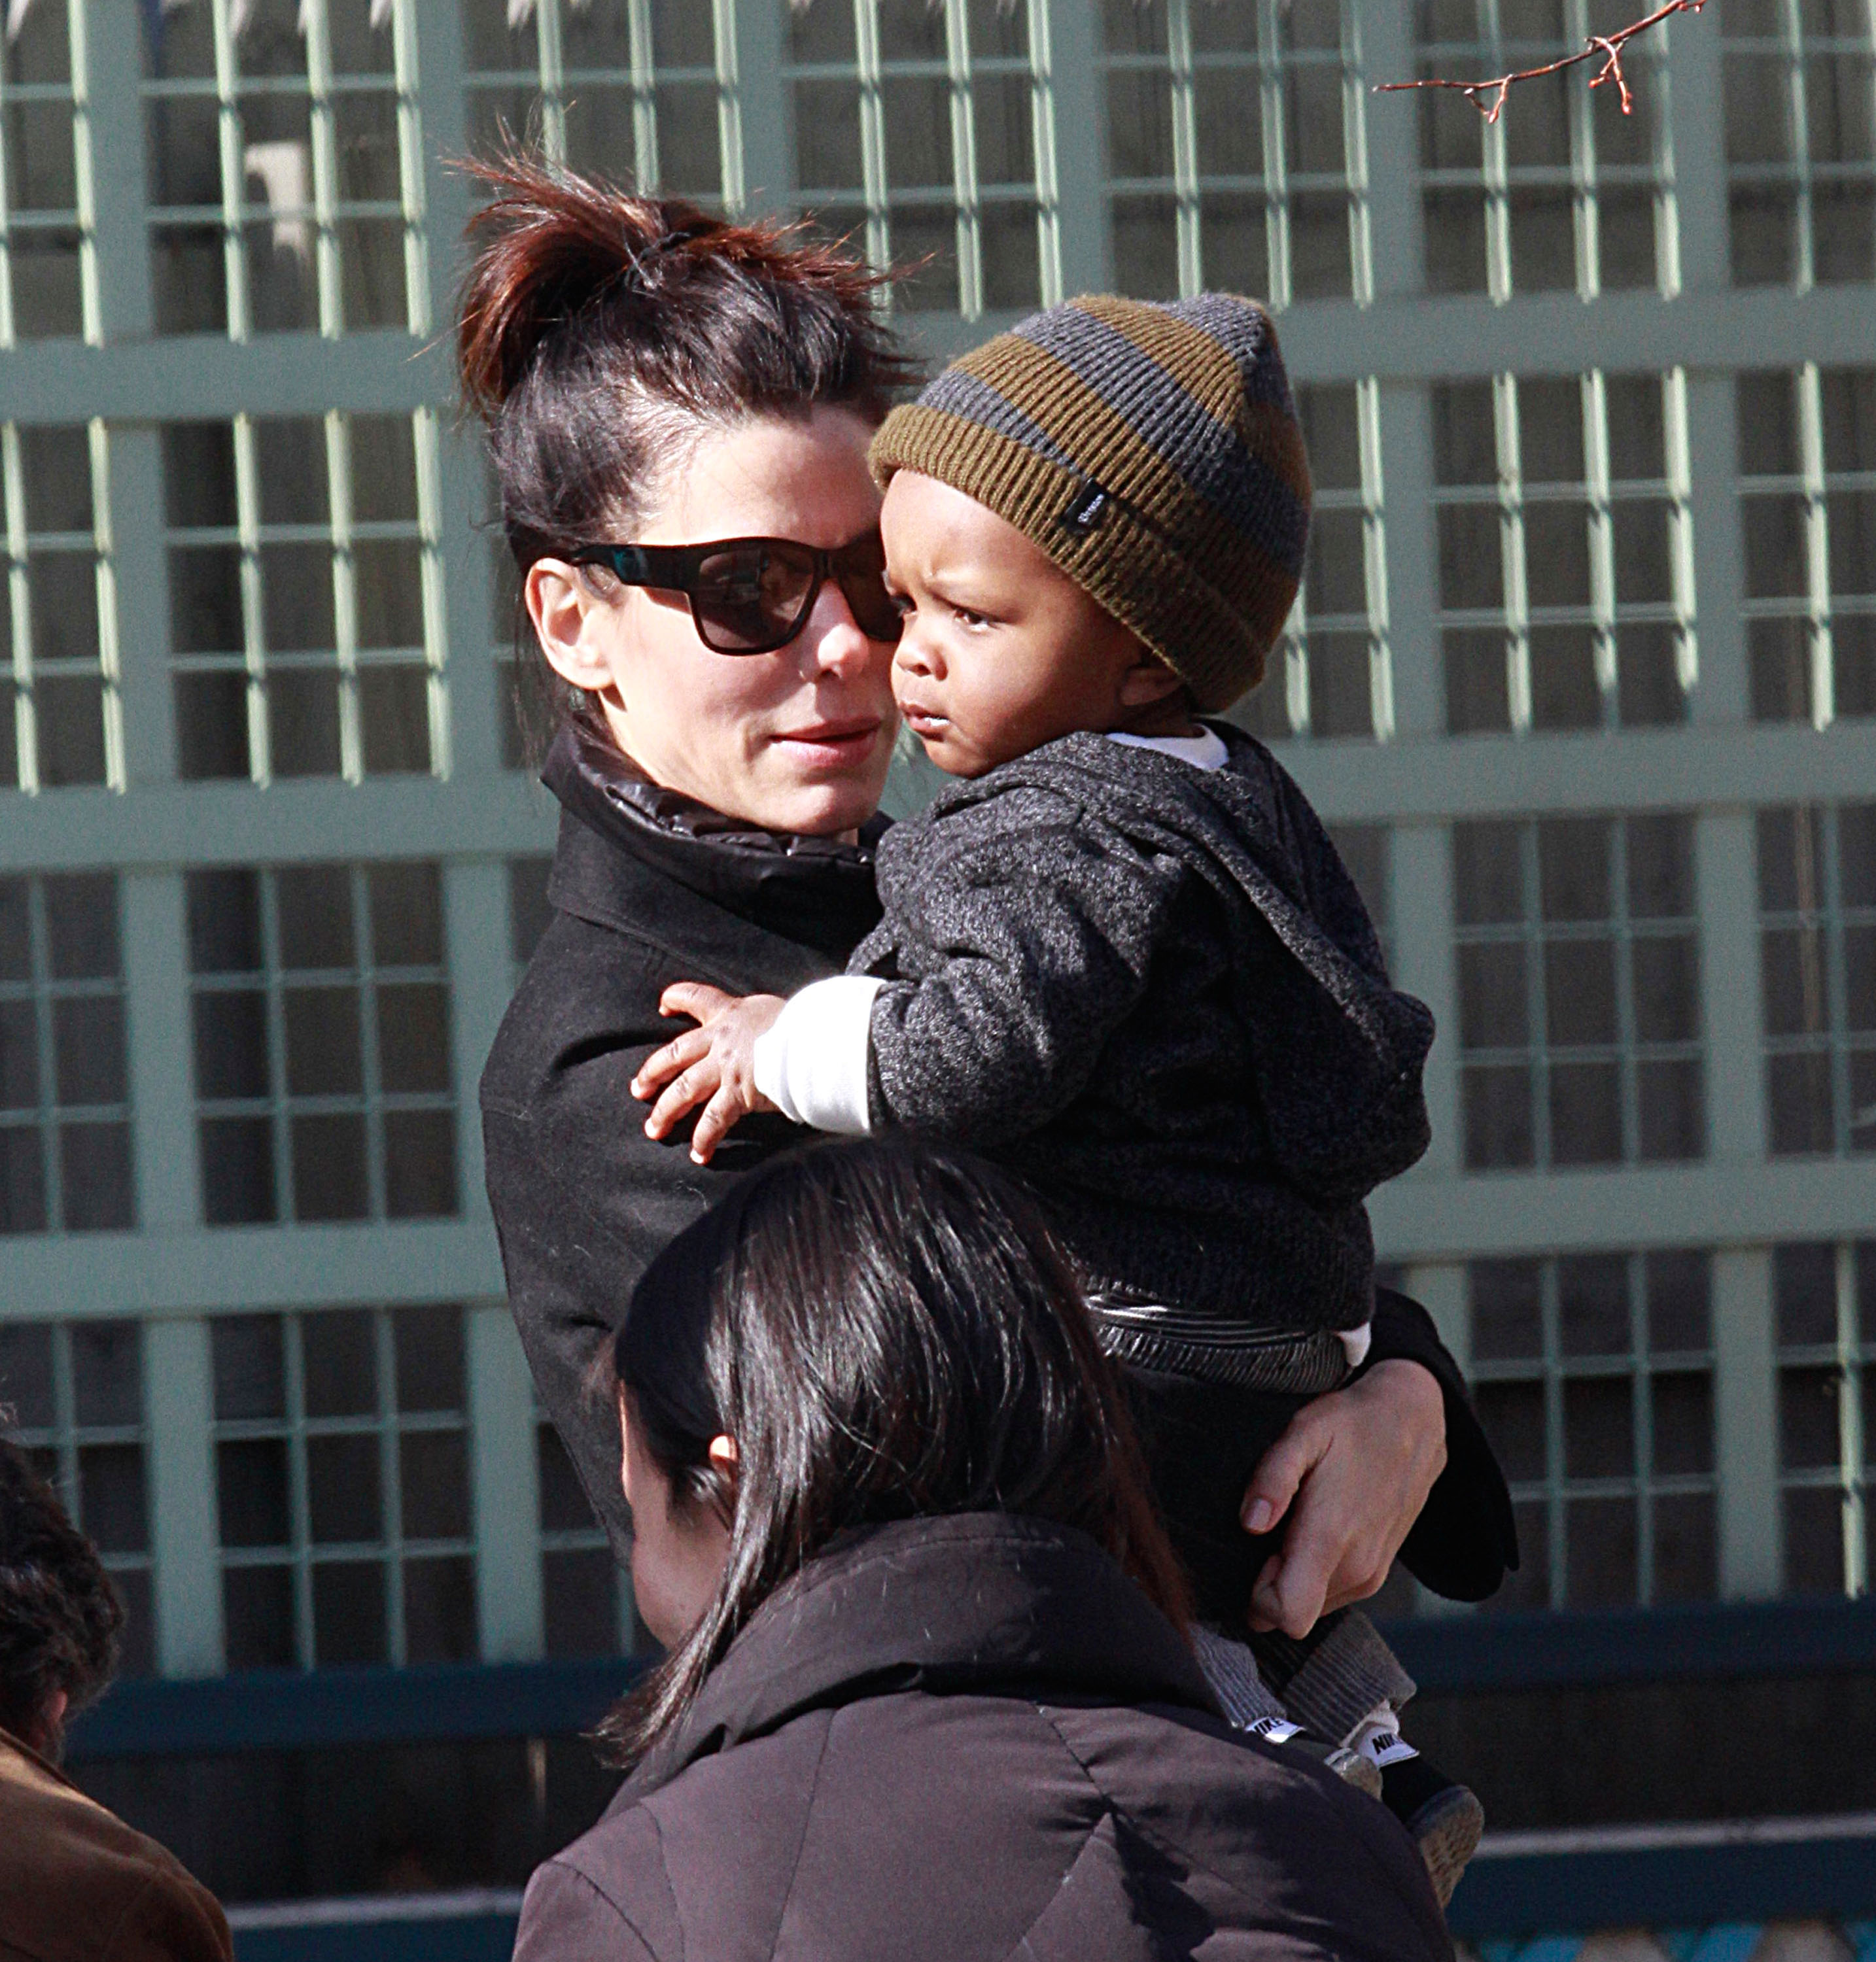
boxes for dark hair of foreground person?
[510,1140,1454,1962]
[0,1435,123,1751]
[602,1136,1192,1762]
[0,1439,232,1962]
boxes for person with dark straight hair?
[0,1440,231,1962]
[468,152,1491,1711]
[512,1139,1454,1962]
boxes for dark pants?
[1123,1368,1347,1697]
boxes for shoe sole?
[1409,1785,1484,1909]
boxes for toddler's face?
[880,469,1171,777]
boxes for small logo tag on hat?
[1058,481,1110,538]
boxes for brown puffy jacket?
[0,1725,230,1962]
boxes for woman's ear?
[527,559,617,695]
[1116,649,1189,710]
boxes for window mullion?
[63,0,100,345]
[392,0,431,337]
[1525,822,1550,1169]
[1257,0,1290,312]
[1542,1262,1568,1607]
[285,1315,316,1669]
[1565,0,1599,301]
[1498,374,1533,733]
[1342,1,1374,307]
[377,1308,407,1665]
[354,867,387,1221]
[260,872,293,1225]
[536,0,568,165]
[1797,362,1833,729]
[1583,371,1619,727]
[232,413,269,783]
[209,0,250,341]
[1358,379,1395,741]
[88,419,126,793]
[1026,0,1062,305]
[853,0,891,280]
[626,0,662,191]
[1631,1255,1656,1605]
[1835,1241,1866,1598]
[1480,0,1512,303]
[1166,0,1201,298]
[5,423,36,793]
[29,879,61,1230]
[1781,0,1815,291]
[944,0,983,321]
[326,411,363,785]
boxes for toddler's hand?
[631,984,786,1164]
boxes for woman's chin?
[752,757,892,835]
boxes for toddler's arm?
[774,818,1186,1146]
[635,817,1183,1154]
[632,984,786,1163]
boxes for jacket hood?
[916,725,1433,1201]
[542,724,884,959]
[622,1513,1213,1802]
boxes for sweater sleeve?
[861,817,1187,1145]
[1364,1286,1520,1602]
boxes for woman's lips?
[771,719,883,766]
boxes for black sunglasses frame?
[566,531,903,655]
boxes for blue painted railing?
[66,1596,1876,1763]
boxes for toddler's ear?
[1117,650,1189,709]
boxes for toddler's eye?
[953,604,990,629]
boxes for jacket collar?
[542,725,884,963]
[623,1513,1213,1802]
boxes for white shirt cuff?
[753,975,884,1135]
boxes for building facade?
[1,0,1871,1708]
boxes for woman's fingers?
[1238,1420,1320,1537]
[1242,1359,1448,1640]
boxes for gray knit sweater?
[854,724,1434,1335]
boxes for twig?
[1374,0,1703,124]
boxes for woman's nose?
[799,577,877,678]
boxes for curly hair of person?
[0,1437,123,1748]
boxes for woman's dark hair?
[455,150,919,755]
[599,1138,1190,1766]
[0,1439,123,1753]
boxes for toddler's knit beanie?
[869,292,1311,713]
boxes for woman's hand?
[1240,1358,1447,1640]
[632,984,786,1164]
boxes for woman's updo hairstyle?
[599,1137,1191,1767]
[455,150,918,751]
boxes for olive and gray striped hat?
[869,292,1311,714]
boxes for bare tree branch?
[1374,0,1705,125]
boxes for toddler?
[633,294,1501,1902]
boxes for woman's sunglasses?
[569,530,905,655]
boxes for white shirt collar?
[1105,727,1230,772]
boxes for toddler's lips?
[899,704,950,738]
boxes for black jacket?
[481,731,1514,1597]
[512,1513,1456,1962]
[860,726,1434,1330]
